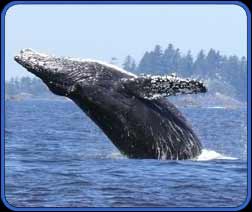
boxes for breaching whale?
[14,49,207,160]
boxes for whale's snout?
[14,48,54,74]
[14,49,33,68]
[15,48,37,63]
[14,49,74,96]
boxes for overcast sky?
[4,3,247,80]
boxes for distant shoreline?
[5,92,247,109]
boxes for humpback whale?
[14,49,207,160]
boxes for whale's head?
[15,49,93,96]
[14,49,136,97]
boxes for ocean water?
[4,99,248,208]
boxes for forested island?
[6,44,247,107]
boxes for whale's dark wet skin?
[14,49,207,160]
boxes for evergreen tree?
[205,49,223,78]
[138,51,153,73]
[131,60,136,73]
[193,50,206,77]
[173,48,182,74]
[239,56,247,101]
[122,55,136,72]
[151,45,163,73]
[6,77,16,95]
[178,50,193,77]
[162,44,176,73]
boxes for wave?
[206,106,226,109]
[194,149,237,161]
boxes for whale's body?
[14,49,207,160]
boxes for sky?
[4,3,247,80]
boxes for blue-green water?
[4,99,248,208]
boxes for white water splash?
[106,149,238,161]
[106,152,126,160]
[194,149,237,161]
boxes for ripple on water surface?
[4,100,248,207]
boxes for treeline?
[6,77,51,97]
[6,43,247,101]
[122,44,247,101]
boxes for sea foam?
[194,149,237,161]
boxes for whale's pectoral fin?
[121,75,207,99]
